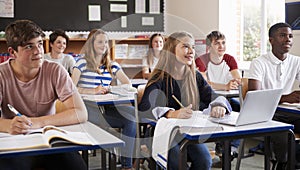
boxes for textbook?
[0,125,96,151]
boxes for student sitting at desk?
[0,20,88,169]
[138,31,232,170]
[71,29,136,170]
[195,31,241,91]
[248,22,300,170]
[142,33,165,79]
[44,29,75,76]
[195,31,241,161]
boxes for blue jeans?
[85,101,136,169]
[168,143,212,170]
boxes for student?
[138,31,232,170]
[71,29,136,170]
[195,31,241,91]
[0,20,88,169]
[248,22,300,170]
[142,33,164,79]
[44,29,75,75]
[195,31,241,160]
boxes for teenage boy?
[248,22,300,170]
[0,19,88,169]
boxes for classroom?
[0,0,300,170]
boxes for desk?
[0,122,124,169]
[175,120,294,170]
[130,78,148,88]
[82,93,134,105]
[215,89,239,98]
[277,103,300,116]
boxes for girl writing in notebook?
[138,31,231,170]
[71,29,136,170]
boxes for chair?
[133,84,158,170]
[236,78,256,170]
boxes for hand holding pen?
[169,95,193,119]
[7,104,32,134]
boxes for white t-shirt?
[248,52,300,94]
[44,53,75,74]
[142,56,159,72]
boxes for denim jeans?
[168,142,212,170]
[85,101,136,169]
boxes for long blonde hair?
[148,31,199,110]
[80,29,112,74]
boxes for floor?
[88,138,267,170]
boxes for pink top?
[0,59,76,119]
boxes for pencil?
[172,95,184,108]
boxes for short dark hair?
[5,20,45,51]
[49,29,69,45]
[268,22,292,38]
[206,31,225,46]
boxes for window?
[220,0,285,69]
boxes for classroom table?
[215,89,240,98]
[174,120,294,170]
[130,78,148,88]
[276,103,300,116]
[0,122,125,170]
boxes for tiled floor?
[88,138,267,170]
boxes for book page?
[44,128,97,146]
[0,134,49,151]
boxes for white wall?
[165,0,219,39]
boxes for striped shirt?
[74,58,121,88]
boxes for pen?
[172,95,185,108]
[7,104,32,126]
[7,104,22,116]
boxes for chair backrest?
[55,100,66,113]
[137,84,146,104]
[241,78,249,99]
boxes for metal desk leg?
[222,140,231,170]
[82,150,89,168]
[287,130,295,170]
[109,151,117,170]
[101,149,107,170]
[179,140,189,170]
[264,136,271,170]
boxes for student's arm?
[280,91,300,103]
[30,92,88,128]
[115,69,130,84]
[71,68,108,94]
[142,66,150,79]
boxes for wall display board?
[0,0,164,32]
[285,2,300,30]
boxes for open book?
[0,125,96,151]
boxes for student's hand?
[95,85,109,94]
[167,104,193,119]
[9,115,32,135]
[226,79,240,91]
[280,91,300,103]
[210,106,226,118]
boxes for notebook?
[209,88,282,126]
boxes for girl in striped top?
[72,29,136,170]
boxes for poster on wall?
[0,0,14,18]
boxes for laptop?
[209,88,282,126]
